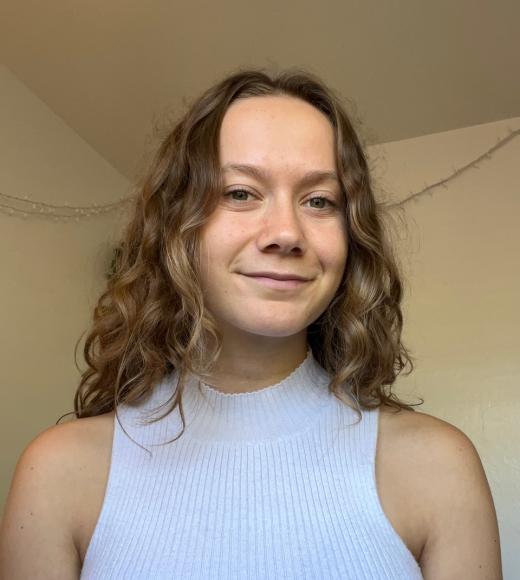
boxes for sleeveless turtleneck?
[80,348,423,579]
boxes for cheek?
[201,212,246,251]
[198,223,242,284]
[199,219,225,262]
[316,232,348,274]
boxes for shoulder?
[31,411,114,452]
[379,404,474,453]
[378,404,486,481]
[0,412,115,577]
[3,412,115,521]
[5,412,114,492]
[378,405,502,577]
[17,412,115,480]
[378,404,491,509]
[24,412,116,514]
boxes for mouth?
[241,274,310,290]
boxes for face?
[198,94,348,343]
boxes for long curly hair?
[66,66,419,438]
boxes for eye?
[224,188,255,202]
[305,196,337,210]
[223,189,338,210]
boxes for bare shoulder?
[0,412,115,579]
[54,411,116,456]
[378,405,492,495]
[38,411,114,450]
[15,412,115,488]
[378,404,492,513]
[378,404,479,458]
[2,411,115,514]
[378,404,502,579]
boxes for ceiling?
[1,0,518,180]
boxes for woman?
[0,68,502,579]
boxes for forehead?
[219,95,336,175]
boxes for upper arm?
[0,424,81,579]
[417,417,502,580]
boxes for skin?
[198,94,348,393]
[0,95,502,579]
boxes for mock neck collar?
[138,347,337,444]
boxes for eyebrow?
[222,163,339,188]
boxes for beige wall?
[0,64,130,502]
[368,117,520,578]
[1,66,518,576]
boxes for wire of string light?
[388,126,519,208]
[0,127,518,222]
[0,192,131,222]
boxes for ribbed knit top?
[80,348,423,579]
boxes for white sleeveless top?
[80,348,423,579]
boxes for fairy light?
[390,127,519,208]
[0,127,518,220]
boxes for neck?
[178,346,336,442]
[199,332,309,394]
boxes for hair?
[62,66,421,439]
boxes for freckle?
[30,466,34,470]
[20,525,24,529]
[30,512,34,516]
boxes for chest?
[73,417,427,569]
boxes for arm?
[0,424,81,579]
[418,418,502,579]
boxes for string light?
[389,127,519,208]
[0,193,132,221]
[0,127,518,221]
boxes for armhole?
[369,407,423,573]
[79,412,118,572]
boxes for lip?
[241,274,309,290]
[242,271,310,281]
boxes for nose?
[256,196,306,255]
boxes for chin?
[233,317,312,338]
[214,303,324,338]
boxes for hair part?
[60,66,420,443]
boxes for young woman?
[0,68,502,579]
